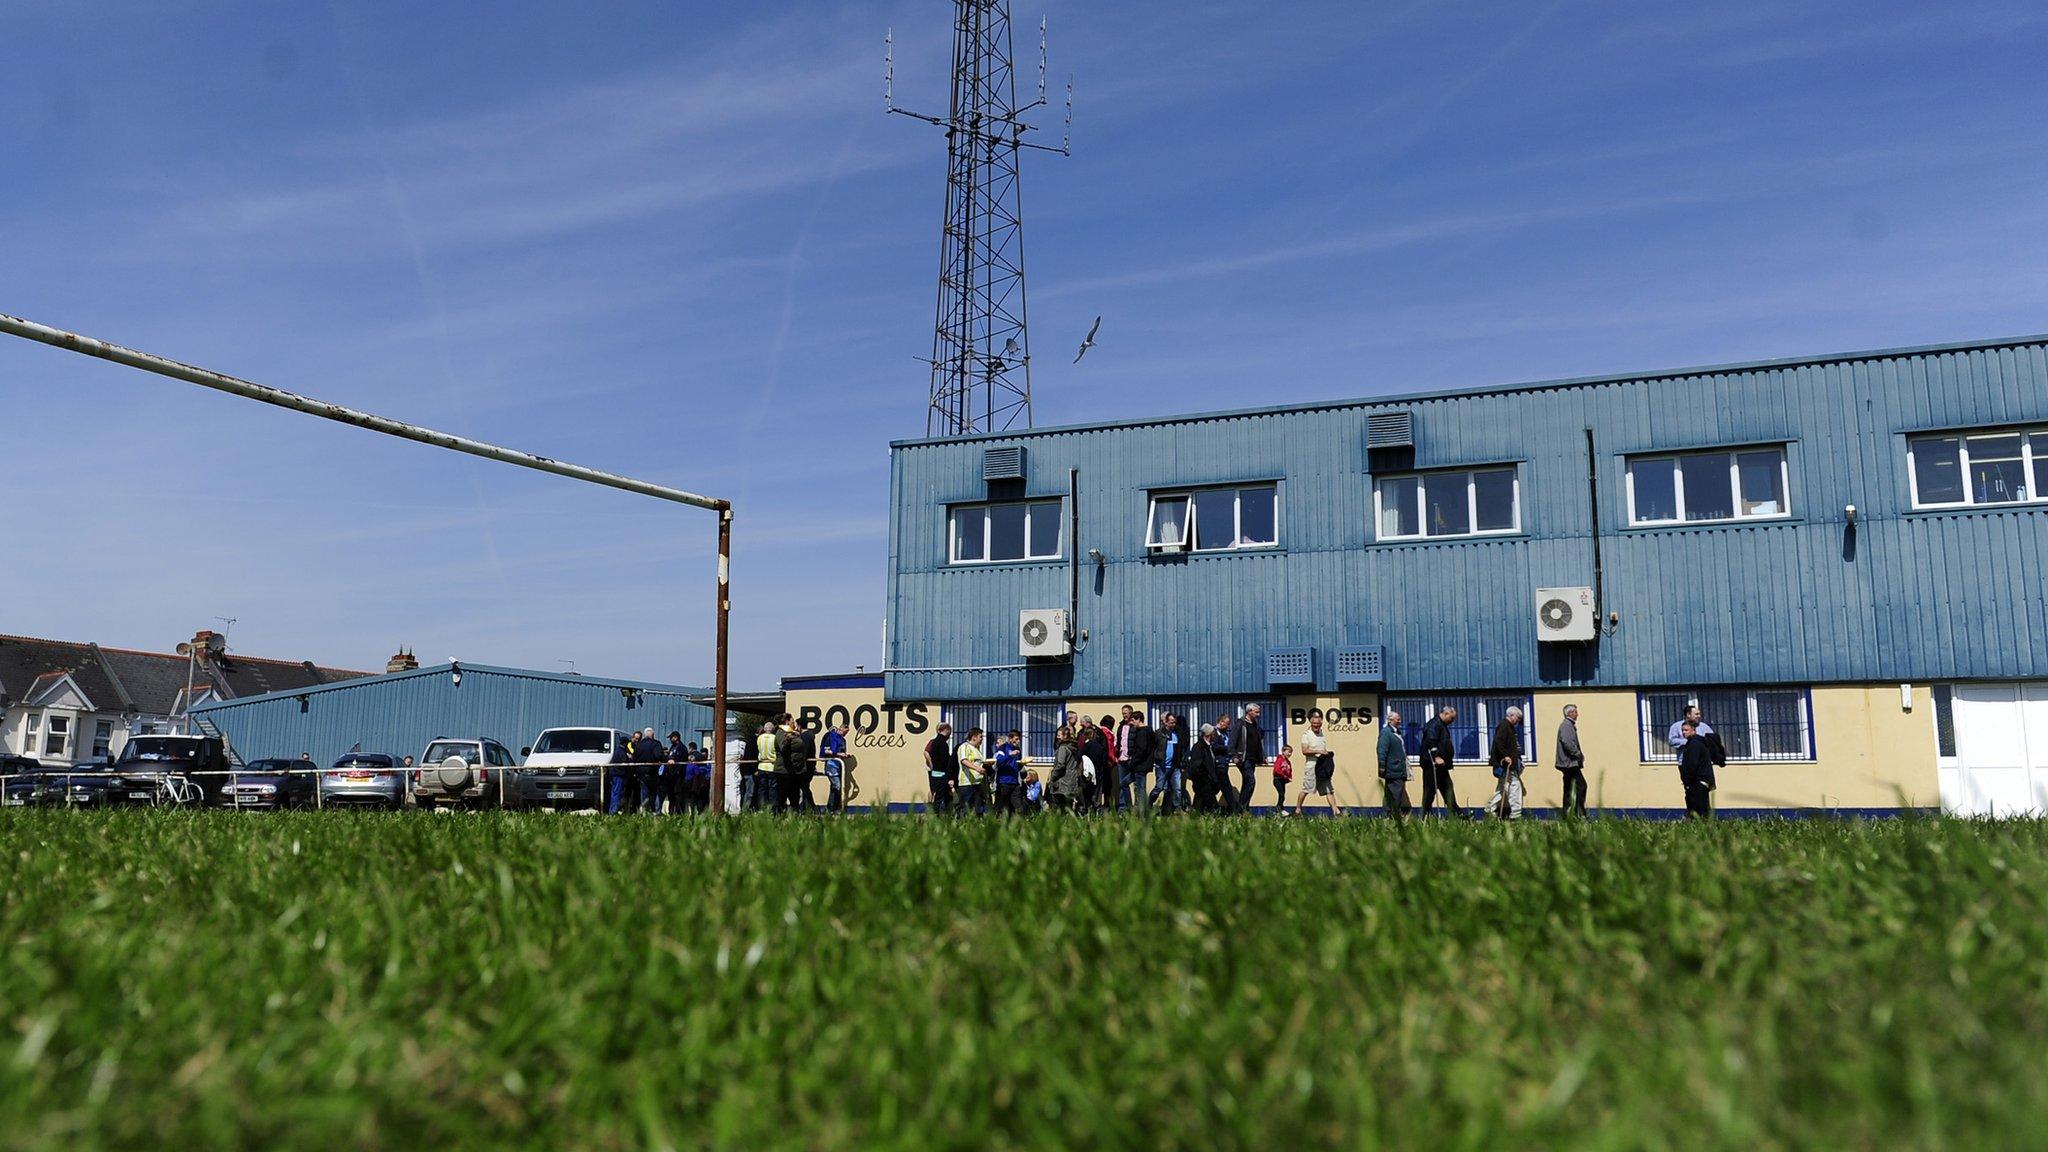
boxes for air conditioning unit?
[1534,586,1597,642]
[1019,609,1071,658]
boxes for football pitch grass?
[2,811,2044,1150]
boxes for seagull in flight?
[1073,316,1102,363]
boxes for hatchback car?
[412,737,517,809]
[0,755,44,806]
[218,758,321,810]
[0,756,115,807]
[319,753,406,810]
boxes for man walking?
[1555,705,1588,817]
[1418,705,1463,817]
[1487,706,1526,821]
[1188,723,1222,812]
[1676,717,1723,818]
[774,714,812,813]
[1291,711,1337,817]
[956,727,989,815]
[1232,705,1267,811]
[923,723,957,815]
[820,722,849,812]
[1377,709,1410,818]
[1148,712,1185,814]
[1120,711,1155,814]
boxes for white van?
[515,727,632,810]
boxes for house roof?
[0,634,372,716]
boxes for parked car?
[514,727,631,810]
[411,737,517,809]
[218,757,320,810]
[319,753,406,810]
[1,756,120,807]
[0,754,44,806]
[111,735,231,806]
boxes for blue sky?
[5,1,2047,688]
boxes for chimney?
[386,647,419,674]
[189,629,225,664]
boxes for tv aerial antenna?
[888,1,1072,437]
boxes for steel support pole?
[710,507,732,814]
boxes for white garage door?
[1947,683,2048,817]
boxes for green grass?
[3,812,2046,1150]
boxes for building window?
[1388,695,1536,763]
[1637,688,1813,762]
[1146,486,1278,552]
[949,500,1062,564]
[1908,427,2046,508]
[92,721,113,760]
[1931,685,1957,759]
[43,715,70,760]
[1626,446,1789,525]
[1374,468,1520,540]
[25,712,39,738]
[943,702,1064,762]
[1147,698,1284,761]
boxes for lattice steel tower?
[889,3,1069,437]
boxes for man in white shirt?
[1666,704,1713,753]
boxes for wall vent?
[1266,646,1316,685]
[1366,411,1414,449]
[1334,645,1386,683]
[983,445,1026,481]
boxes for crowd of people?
[604,728,716,814]
[914,701,1728,819]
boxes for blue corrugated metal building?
[883,334,2048,816]
[193,662,714,769]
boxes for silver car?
[319,753,406,810]
[412,737,517,810]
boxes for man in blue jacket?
[820,722,849,812]
[992,729,1025,814]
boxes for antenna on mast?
[888,1,1074,438]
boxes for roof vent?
[1366,411,1414,449]
[1266,646,1315,685]
[983,446,1026,482]
[1335,645,1385,683]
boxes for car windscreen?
[118,738,201,763]
[422,742,478,765]
[533,730,612,755]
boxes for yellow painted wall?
[784,687,941,807]
[1282,694,1388,810]
[1513,686,1938,812]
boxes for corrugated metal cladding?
[886,336,2048,700]
[191,664,713,767]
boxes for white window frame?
[1146,485,1279,553]
[947,499,1064,565]
[43,714,70,760]
[1373,467,1522,541]
[1907,426,2046,509]
[1637,688,1814,763]
[1625,446,1791,526]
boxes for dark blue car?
[218,758,321,810]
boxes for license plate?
[129,791,153,799]
[547,790,578,799]
[346,773,371,780]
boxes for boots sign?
[795,702,933,749]
[1288,702,1377,731]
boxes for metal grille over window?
[1932,685,1957,758]
[1387,694,1536,763]
[1637,688,1814,762]
[943,702,1063,762]
[1149,698,1284,761]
